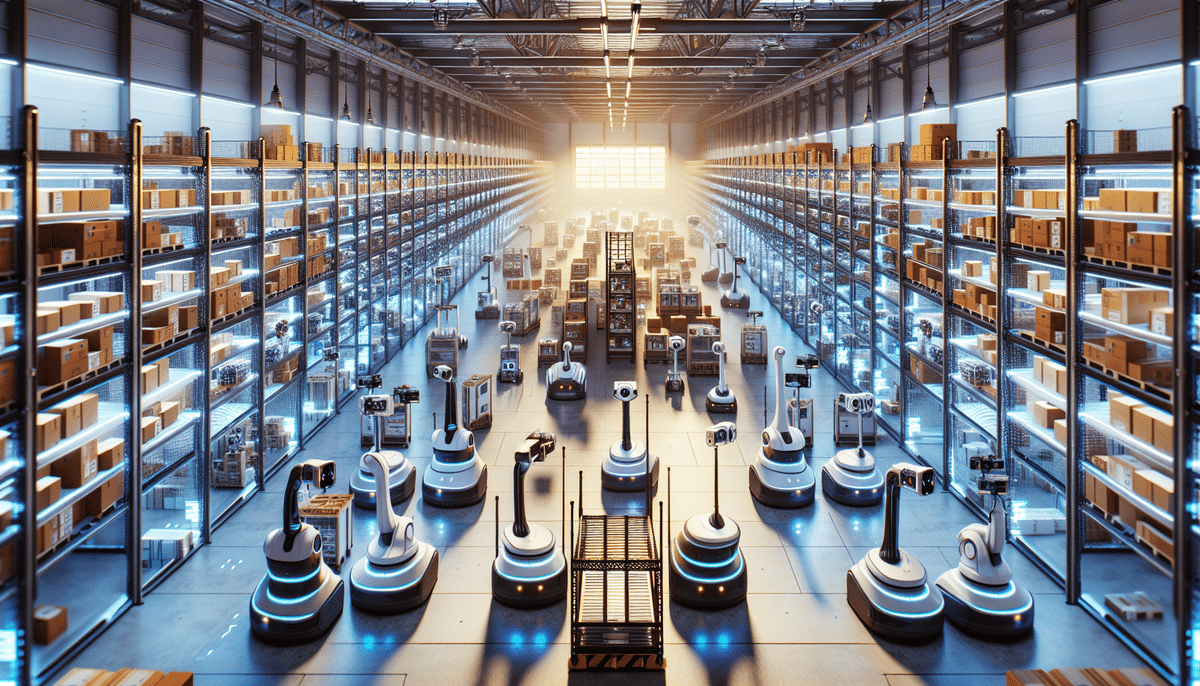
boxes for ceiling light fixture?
[601,21,609,51]
[600,0,608,18]
[627,52,635,79]
[433,7,450,30]
[630,3,641,50]
[264,25,284,109]
[862,100,872,124]
[921,0,937,110]
[607,78,612,98]
[604,50,612,79]
[340,65,352,121]
[625,80,631,99]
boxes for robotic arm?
[363,452,412,551]
[561,341,574,371]
[713,341,728,393]
[513,432,555,538]
[284,460,336,537]
[878,463,935,564]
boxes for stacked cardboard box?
[69,129,126,154]
[211,215,247,241]
[786,142,834,163]
[143,132,194,156]
[262,125,300,161]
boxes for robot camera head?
[613,381,638,401]
[687,215,701,228]
[838,392,875,415]
[711,341,725,354]
[733,256,747,266]
[500,320,517,334]
[433,365,455,382]
[893,462,935,496]
[668,335,685,352]
[706,422,737,447]
[562,341,573,353]
[359,395,394,417]
[796,354,819,369]
[393,386,420,405]
[976,475,1009,496]
[810,301,824,316]
[357,374,383,389]
[301,459,337,489]
[517,431,556,463]
[773,346,786,360]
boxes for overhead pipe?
[370,18,866,36]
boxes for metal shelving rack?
[685,110,1200,681]
[605,231,635,363]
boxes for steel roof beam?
[369,18,866,36]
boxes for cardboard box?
[32,605,67,645]
[141,364,159,394]
[141,326,171,346]
[1102,287,1170,325]
[1108,393,1144,433]
[104,669,166,686]
[52,439,98,488]
[97,437,124,470]
[82,326,114,365]
[1105,335,1149,375]
[159,401,180,428]
[1027,271,1051,292]
[39,339,89,385]
[83,465,123,516]
[36,413,61,453]
[1030,400,1065,429]
[1136,520,1173,559]
[1149,307,1174,336]
[145,305,179,335]
[141,280,163,303]
[36,475,62,512]
[68,291,123,314]
[51,667,112,686]
[1034,307,1065,345]
[141,415,161,445]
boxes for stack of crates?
[300,493,353,570]
[462,374,492,430]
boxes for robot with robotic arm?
[665,335,685,393]
[936,448,1034,639]
[821,391,885,506]
[349,376,418,509]
[423,365,488,507]
[749,346,814,508]
[250,460,345,644]
[705,341,737,413]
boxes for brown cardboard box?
[1127,360,1172,387]
[82,326,114,365]
[180,306,199,332]
[68,291,123,314]
[1131,405,1163,447]
[32,605,67,645]
[36,475,62,512]
[1149,307,1174,336]
[141,280,163,303]
[159,401,180,428]
[105,669,166,686]
[1087,472,1121,514]
[52,439,98,488]
[141,326,171,346]
[1104,335,1149,375]
[84,464,123,516]
[1102,287,1169,325]
[1034,307,1065,345]
[36,413,61,453]
[39,340,89,385]
[1136,520,1173,559]
[1030,400,1065,429]
[1027,271,1051,292]
[1042,287,1067,310]
[36,308,60,335]
[1142,470,1176,511]
[51,667,112,686]
[141,415,161,445]
[1098,188,1127,212]
[1041,360,1067,394]
[144,305,179,336]
[43,301,84,327]
[1108,393,1143,433]
[97,437,124,470]
[157,673,195,686]
[1152,410,1174,454]
[141,364,159,394]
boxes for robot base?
[721,291,750,309]
[846,559,944,643]
[820,461,884,507]
[749,463,814,508]
[351,466,416,510]
[601,454,660,492]
[665,377,685,393]
[476,307,500,319]
[350,546,440,615]
[491,565,569,608]
[547,379,586,401]
[700,267,719,283]
[250,571,345,645]
[668,560,747,610]
[935,573,1035,641]
[422,465,488,508]
[705,397,737,414]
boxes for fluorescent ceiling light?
[627,52,635,79]
[601,21,609,50]
[604,50,611,79]
[954,95,1004,110]
[203,94,260,110]
[29,62,123,85]
[1011,83,1072,99]
[625,80,631,99]
[629,3,641,50]
[134,82,196,98]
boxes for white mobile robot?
[476,255,500,319]
[665,335,685,393]
[669,421,748,608]
[705,341,737,414]
[601,382,659,492]
[749,347,814,508]
[422,365,488,507]
[721,255,750,309]
[349,447,439,614]
[936,456,1034,639]
[847,463,945,642]
[821,392,885,506]
[716,239,734,286]
[350,377,418,509]
[250,460,344,644]
[498,320,523,383]
[492,432,568,607]
[546,340,586,401]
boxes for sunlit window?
[575,146,665,189]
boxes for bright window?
[575,146,665,189]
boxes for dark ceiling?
[300,0,917,123]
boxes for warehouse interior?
[0,0,1196,684]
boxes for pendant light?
[921,0,937,110]
[365,60,376,125]
[340,64,352,121]
[863,100,873,124]
[264,25,284,109]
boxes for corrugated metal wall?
[133,16,189,90]
[203,38,250,102]
[28,0,118,74]
[1089,0,1180,75]
[1015,16,1074,91]
[959,40,1005,102]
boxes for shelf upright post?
[1063,118,1081,604]
[995,127,1011,511]
[19,105,39,686]
[867,145,878,399]
[255,138,266,493]
[1170,104,1197,683]
[299,145,310,448]
[198,127,213,545]
[939,137,951,488]
[129,120,145,602]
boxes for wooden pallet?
[1016,329,1066,354]
[1104,592,1163,621]
[1082,359,1172,401]
[1012,242,1067,257]
[38,358,123,400]
[38,253,122,275]
[569,654,665,671]
[1084,254,1172,276]
[142,244,184,256]
[142,327,199,355]
[741,354,768,365]
[212,304,253,328]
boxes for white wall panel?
[336,120,358,148]
[307,53,332,117]
[636,122,668,145]
[880,73,903,119]
[670,122,695,158]
[876,115,903,148]
[959,40,1004,102]
[1089,0,1179,76]
[26,64,121,132]
[954,96,1005,144]
[132,83,192,137]
[572,122,604,145]
[1016,17,1074,91]
[1086,65,1179,136]
[1013,84,1075,139]
[202,95,253,142]
[305,114,331,147]
[132,16,189,90]
[203,38,250,101]
[28,0,118,74]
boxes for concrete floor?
[60,219,1152,685]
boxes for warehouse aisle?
[60,215,1151,686]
